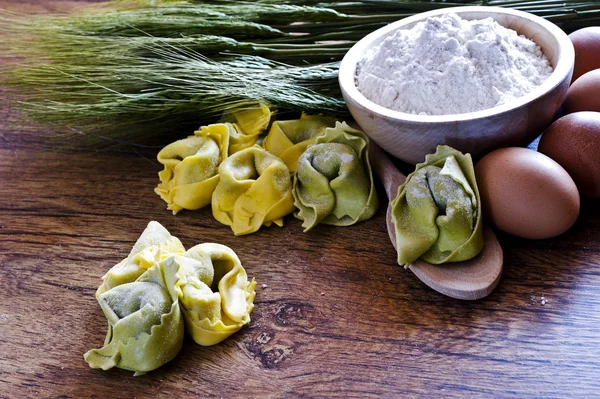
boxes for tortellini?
[155,123,231,214]
[293,122,378,231]
[85,222,257,375]
[96,221,185,297]
[212,145,295,236]
[173,243,256,346]
[222,103,271,154]
[155,105,272,215]
[84,259,184,376]
[391,145,484,267]
[154,105,380,235]
[262,113,335,173]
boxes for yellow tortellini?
[155,105,273,216]
[212,145,295,236]
[222,103,272,154]
[172,243,256,346]
[391,145,483,267]
[155,123,231,214]
[262,113,335,173]
[293,122,379,231]
[85,222,257,375]
[84,259,184,376]
[96,221,185,297]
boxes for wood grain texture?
[1,2,600,398]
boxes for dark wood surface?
[1,1,600,398]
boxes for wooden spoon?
[369,143,503,300]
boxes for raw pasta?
[155,123,231,214]
[262,114,335,173]
[212,145,295,236]
[96,221,184,297]
[84,259,184,376]
[293,122,378,231]
[85,222,257,375]
[222,103,271,154]
[173,243,256,346]
[154,106,382,236]
[391,145,483,266]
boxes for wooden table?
[1,2,600,398]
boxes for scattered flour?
[356,13,553,115]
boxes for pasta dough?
[212,145,295,236]
[173,243,256,346]
[293,122,378,231]
[84,259,184,376]
[222,103,271,154]
[155,123,231,214]
[85,222,257,375]
[262,114,335,173]
[154,106,380,236]
[391,145,483,266]
[96,221,185,297]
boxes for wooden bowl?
[338,6,574,164]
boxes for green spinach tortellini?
[172,243,256,346]
[391,145,483,267]
[212,145,295,236]
[96,221,185,297]
[155,123,231,214]
[84,259,184,376]
[262,113,336,173]
[293,122,378,231]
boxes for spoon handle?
[369,142,406,200]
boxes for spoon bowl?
[370,143,503,300]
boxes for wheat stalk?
[2,0,599,145]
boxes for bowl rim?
[338,6,575,123]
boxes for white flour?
[355,13,553,115]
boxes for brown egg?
[569,27,600,83]
[563,69,600,114]
[538,112,600,197]
[475,147,580,240]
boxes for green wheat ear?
[2,0,600,147]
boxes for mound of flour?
[355,13,553,115]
